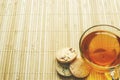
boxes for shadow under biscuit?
[57,73,85,80]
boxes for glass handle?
[105,67,120,80]
[110,67,120,80]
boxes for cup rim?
[79,24,120,69]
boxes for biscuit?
[56,48,77,63]
[56,61,72,77]
[70,57,91,78]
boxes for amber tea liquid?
[81,31,120,66]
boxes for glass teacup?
[79,25,120,79]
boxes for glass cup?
[79,25,120,80]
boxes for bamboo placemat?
[0,0,120,80]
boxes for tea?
[81,31,120,66]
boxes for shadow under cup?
[79,25,120,73]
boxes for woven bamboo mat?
[0,0,120,80]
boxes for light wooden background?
[0,0,120,80]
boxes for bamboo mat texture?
[0,0,120,80]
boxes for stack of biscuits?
[56,48,92,79]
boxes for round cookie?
[56,61,72,77]
[56,48,77,63]
[70,57,91,78]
